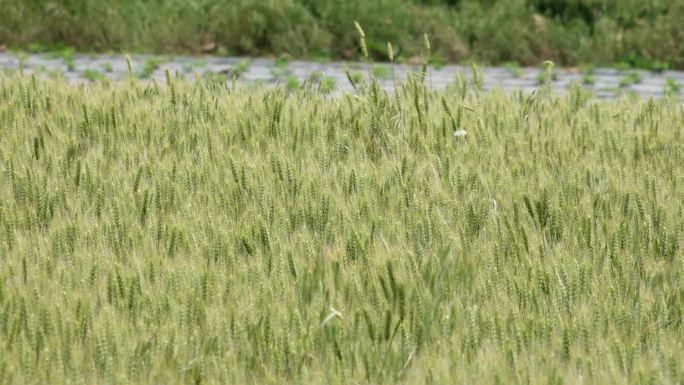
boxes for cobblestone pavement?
[2,53,683,99]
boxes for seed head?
[125,54,133,73]
[353,21,365,38]
[360,38,369,60]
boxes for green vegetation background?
[1,0,683,69]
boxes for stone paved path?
[2,53,683,99]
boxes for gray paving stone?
[498,78,537,88]
[631,83,666,93]
[2,52,682,100]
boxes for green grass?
[503,62,522,78]
[664,78,681,96]
[373,65,391,80]
[56,49,76,71]
[83,68,105,82]
[140,58,164,79]
[319,76,337,94]
[234,59,251,75]
[345,69,365,90]
[1,1,684,69]
[536,61,559,86]
[285,74,300,91]
[0,73,683,385]
[303,72,337,94]
[220,59,251,79]
[619,71,643,89]
[102,62,113,73]
[275,54,291,69]
[271,56,294,82]
[581,65,596,85]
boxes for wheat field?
[0,72,682,384]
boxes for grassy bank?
[0,73,683,384]
[1,0,683,69]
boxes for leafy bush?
[0,1,683,67]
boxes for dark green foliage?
[1,0,684,68]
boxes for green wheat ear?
[388,42,398,90]
[354,21,371,83]
[422,33,431,84]
[354,21,368,60]
[471,62,483,93]
[542,60,555,88]
[125,54,133,73]
[353,21,365,38]
[423,33,431,56]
